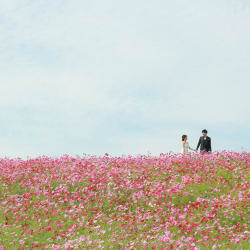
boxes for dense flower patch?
[0,151,249,249]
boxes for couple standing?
[182,129,212,154]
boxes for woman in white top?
[182,135,197,154]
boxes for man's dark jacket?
[196,136,212,152]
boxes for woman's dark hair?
[202,129,208,133]
[182,135,187,141]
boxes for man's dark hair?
[202,129,208,134]
[182,135,187,141]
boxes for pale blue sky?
[0,0,249,158]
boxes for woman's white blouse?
[182,142,190,154]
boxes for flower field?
[0,151,249,249]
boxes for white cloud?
[0,0,249,157]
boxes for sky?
[0,0,250,158]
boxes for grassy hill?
[0,151,249,249]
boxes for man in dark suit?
[196,129,212,153]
